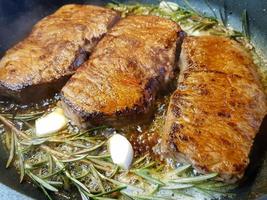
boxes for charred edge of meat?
[149,30,186,98]
[157,31,185,95]
[60,77,164,129]
[176,31,186,62]
[0,75,71,104]
[163,132,243,183]
[107,13,121,29]
[71,48,90,70]
[70,37,107,70]
[60,97,157,129]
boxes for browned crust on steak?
[162,36,267,182]
[61,15,184,128]
[0,4,119,103]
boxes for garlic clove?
[35,107,68,137]
[108,134,134,170]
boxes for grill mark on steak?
[0,4,120,103]
[162,36,267,182]
[61,15,184,128]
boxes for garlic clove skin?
[108,134,134,170]
[35,107,68,137]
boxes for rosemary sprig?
[170,173,218,184]
[107,1,246,40]
[27,171,58,192]
[204,0,217,19]
[241,9,250,40]
[0,106,236,200]
[218,0,227,26]
[182,0,200,15]
[31,176,54,200]
[6,130,15,168]
[1,111,45,121]
[18,145,25,183]
[133,169,165,186]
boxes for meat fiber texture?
[61,15,184,128]
[0,4,119,103]
[162,36,267,182]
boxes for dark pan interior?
[0,0,267,199]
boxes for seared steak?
[0,4,119,103]
[162,36,267,182]
[61,15,184,128]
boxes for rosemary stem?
[0,114,28,139]
[39,145,68,158]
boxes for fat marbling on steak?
[162,36,267,182]
[0,4,119,103]
[61,15,184,128]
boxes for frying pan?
[0,0,267,199]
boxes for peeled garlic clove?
[108,134,134,170]
[35,107,68,137]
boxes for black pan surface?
[0,0,266,199]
